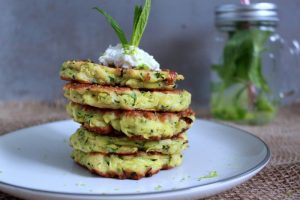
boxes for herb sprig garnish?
[93,0,151,49]
[93,7,128,46]
[131,0,151,46]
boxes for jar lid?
[215,3,278,26]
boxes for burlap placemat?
[0,101,299,199]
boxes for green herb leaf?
[211,29,275,122]
[93,0,152,48]
[198,170,218,181]
[131,0,151,47]
[154,185,162,190]
[214,29,271,92]
[133,5,143,34]
[136,63,150,70]
[93,7,128,47]
[248,30,271,92]
[129,93,137,106]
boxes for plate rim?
[0,119,271,197]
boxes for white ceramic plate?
[0,119,270,200]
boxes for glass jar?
[211,3,300,125]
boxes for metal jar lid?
[215,3,278,27]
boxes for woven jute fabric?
[0,101,299,200]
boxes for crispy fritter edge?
[73,151,180,180]
[82,125,190,141]
[64,82,186,94]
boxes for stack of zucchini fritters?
[60,60,195,179]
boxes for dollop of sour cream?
[99,44,160,71]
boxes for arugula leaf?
[131,0,151,47]
[93,7,128,47]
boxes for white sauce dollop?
[99,44,160,71]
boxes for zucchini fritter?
[67,102,195,140]
[70,127,188,155]
[64,83,191,112]
[72,150,182,180]
[60,60,184,89]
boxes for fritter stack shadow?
[60,60,195,179]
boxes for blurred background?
[0,0,299,110]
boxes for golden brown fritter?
[60,60,184,90]
[72,150,183,180]
[67,102,195,140]
[70,127,188,155]
[63,83,191,112]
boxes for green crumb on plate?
[286,190,293,198]
[198,170,218,181]
[114,188,119,191]
[154,185,162,191]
